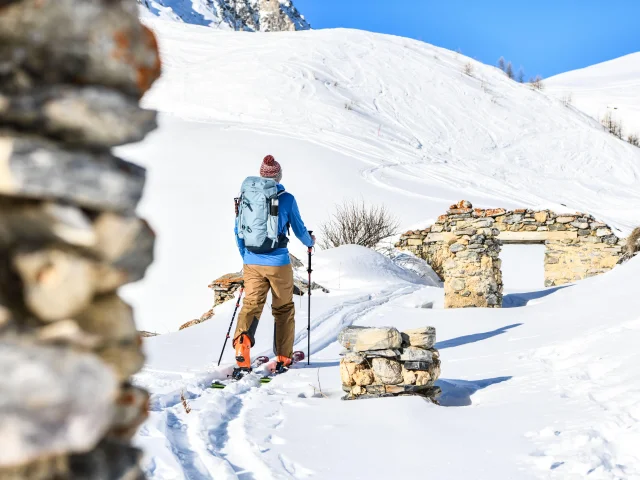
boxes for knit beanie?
[260,155,282,183]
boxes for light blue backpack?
[236,176,286,254]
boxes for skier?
[233,155,315,378]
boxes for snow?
[118,18,640,479]
[135,247,640,479]
[118,19,640,332]
[547,53,640,139]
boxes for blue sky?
[294,0,640,78]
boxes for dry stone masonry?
[396,201,625,308]
[339,326,441,402]
[180,259,328,331]
[0,0,161,477]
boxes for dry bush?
[602,112,624,139]
[463,62,474,76]
[320,200,400,250]
[619,227,640,264]
[562,93,573,107]
[529,75,545,91]
[627,227,640,256]
[180,391,191,414]
[628,133,639,147]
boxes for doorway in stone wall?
[500,244,546,293]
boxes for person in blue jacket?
[233,155,315,373]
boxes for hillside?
[137,0,310,31]
[547,52,640,139]
[118,19,640,332]
[117,18,640,480]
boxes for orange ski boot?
[232,334,252,380]
[275,355,293,375]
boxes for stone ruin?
[0,0,160,477]
[339,326,441,402]
[181,259,329,330]
[396,201,625,309]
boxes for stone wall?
[0,0,160,477]
[396,201,625,308]
[339,326,441,402]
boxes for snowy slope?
[547,53,640,139]
[135,249,640,480]
[137,0,310,31]
[118,19,640,332]
[119,19,640,480]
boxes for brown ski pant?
[234,264,296,358]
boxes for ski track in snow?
[138,283,416,480]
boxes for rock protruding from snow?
[340,326,441,401]
[138,0,310,32]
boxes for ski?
[210,351,305,389]
[210,356,270,389]
[263,351,306,376]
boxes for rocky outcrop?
[339,326,442,402]
[397,200,625,308]
[139,0,310,32]
[0,0,159,476]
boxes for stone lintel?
[498,231,577,244]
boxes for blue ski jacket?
[235,184,313,266]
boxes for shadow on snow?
[503,285,569,308]
[436,376,513,407]
[436,323,523,350]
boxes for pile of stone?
[0,0,160,477]
[339,326,441,402]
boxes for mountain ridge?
[137,0,310,31]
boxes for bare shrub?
[628,133,639,147]
[562,93,573,106]
[505,61,514,80]
[529,75,545,91]
[602,111,624,139]
[463,62,474,76]
[320,200,400,250]
[181,391,191,414]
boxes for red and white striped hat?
[260,155,282,182]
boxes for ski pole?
[307,231,313,365]
[217,282,244,366]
